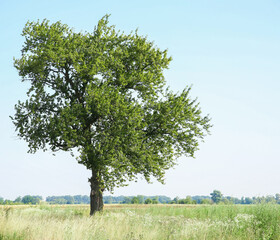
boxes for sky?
[0,0,279,200]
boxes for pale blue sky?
[0,0,279,200]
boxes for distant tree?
[178,199,185,204]
[275,193,280,204]
[223,197,232,204]
[192,196,211,204]
[22,195,41,204]
[185,196,193,204]
[221,198,231,205]
[81,195,90,204]
[108,196,113,204]
[73,195,82,204]
[244,197,253,204]
[137,195,144,204]
[14,197,22,203]
[53,195,90,204]
[46,196,72,204]
[104,196,113,204]
[131,197,139,204]
[46,196,53,203]
[4,200,14,205]
[225,196,240,204]
[210,190,223,204]
[253,197,264,204]
[54,198,67,204]
[173,197,180,204]
[200,198,212,204]
[145,198,152,204]
[152,197,159,204]
[0,197,4,204]
[12,16,211,215]
[158,196,171,204]
[113,196,126,203]
[22,195,32,204]
[122,197,132,204]
[178,196,192,204]
[64,195,74,204]
[265,195,276,204]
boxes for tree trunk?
[89,169,104,216]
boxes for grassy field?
[0,204,280,240]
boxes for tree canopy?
[12,15,211,214]
[210,190,223,204]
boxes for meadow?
[0,204,280,240]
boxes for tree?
[173,197,180,204]
[3,200,13,205]
[12,16,211,215]
[137,195,144,204]
[200,198,212,204]
[21,195,41,204]
[157,196,171,204]
[210,190,222,204]
[21,195,32,204]
[275,193,280,204]
[185,196,193,204]
[53,198,67,204]
[152,196,159,204]
[244,197,253,204]
[104,196,113,204]
[131,197,139,204]
[221,198,231,205]
[14,196,22,203]
[64,195,74,204]
[145,198,152,204]
[122,197,132,204]
[265,195,276,204]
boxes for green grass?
[0,204,279,239]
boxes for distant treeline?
[1,192,280,205]
[104,195,171,204]
[104,194,280,205]
[0,195,42,205]
[46,195,90,204]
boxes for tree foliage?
[210,190,223,204]
[21,195,42,204]
[12,16,211,213]
[145,198,153,204]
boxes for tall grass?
[0,204,279,239]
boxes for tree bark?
[89,169,104,216]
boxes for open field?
[0,204,280,240]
